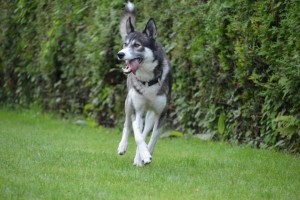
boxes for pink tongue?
[123,59,140,74]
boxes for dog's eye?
[134,43,141,48]
[123,42,128,47]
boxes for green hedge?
[1,0,300,153]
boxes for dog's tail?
[120,2,136,42]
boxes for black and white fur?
[117,2,172,166]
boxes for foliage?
[1,0,300,153]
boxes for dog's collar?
[138,74,162,87]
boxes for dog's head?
[117,18,157,74]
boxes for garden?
[1,0,300,198]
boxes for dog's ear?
[143,18,157,40]
[126,17,135,34]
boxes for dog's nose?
[117,52,125,59]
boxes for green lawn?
[0,109,300,199]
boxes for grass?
[0,109,300,199]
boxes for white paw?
[138,144,152,165]
[133,153,143,167]
[133,149,148,166]
[118,141,127,155]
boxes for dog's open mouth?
[123,58,143,74]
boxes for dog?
[117,2,172,166]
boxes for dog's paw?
[142,155,152,165]
[138,145,152,165]
[118,141,128,155]
[133,150,145,166]
[133,155,143,167]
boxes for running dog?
[117,2,172,166]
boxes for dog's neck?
[136,72,162,87]
[135,59,160,82]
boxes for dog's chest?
[129,86,166,114]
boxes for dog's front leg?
[134,111,155,166]
[132,112,152,166]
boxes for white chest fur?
[129,85,167,115]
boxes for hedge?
[1,0,300,153]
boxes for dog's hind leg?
[118,97,132,155]
[143,111,155,138]
[148,113,165,155]
[133,111,155,166]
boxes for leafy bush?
[1,0,299,153]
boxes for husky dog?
[117,2,172,166]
